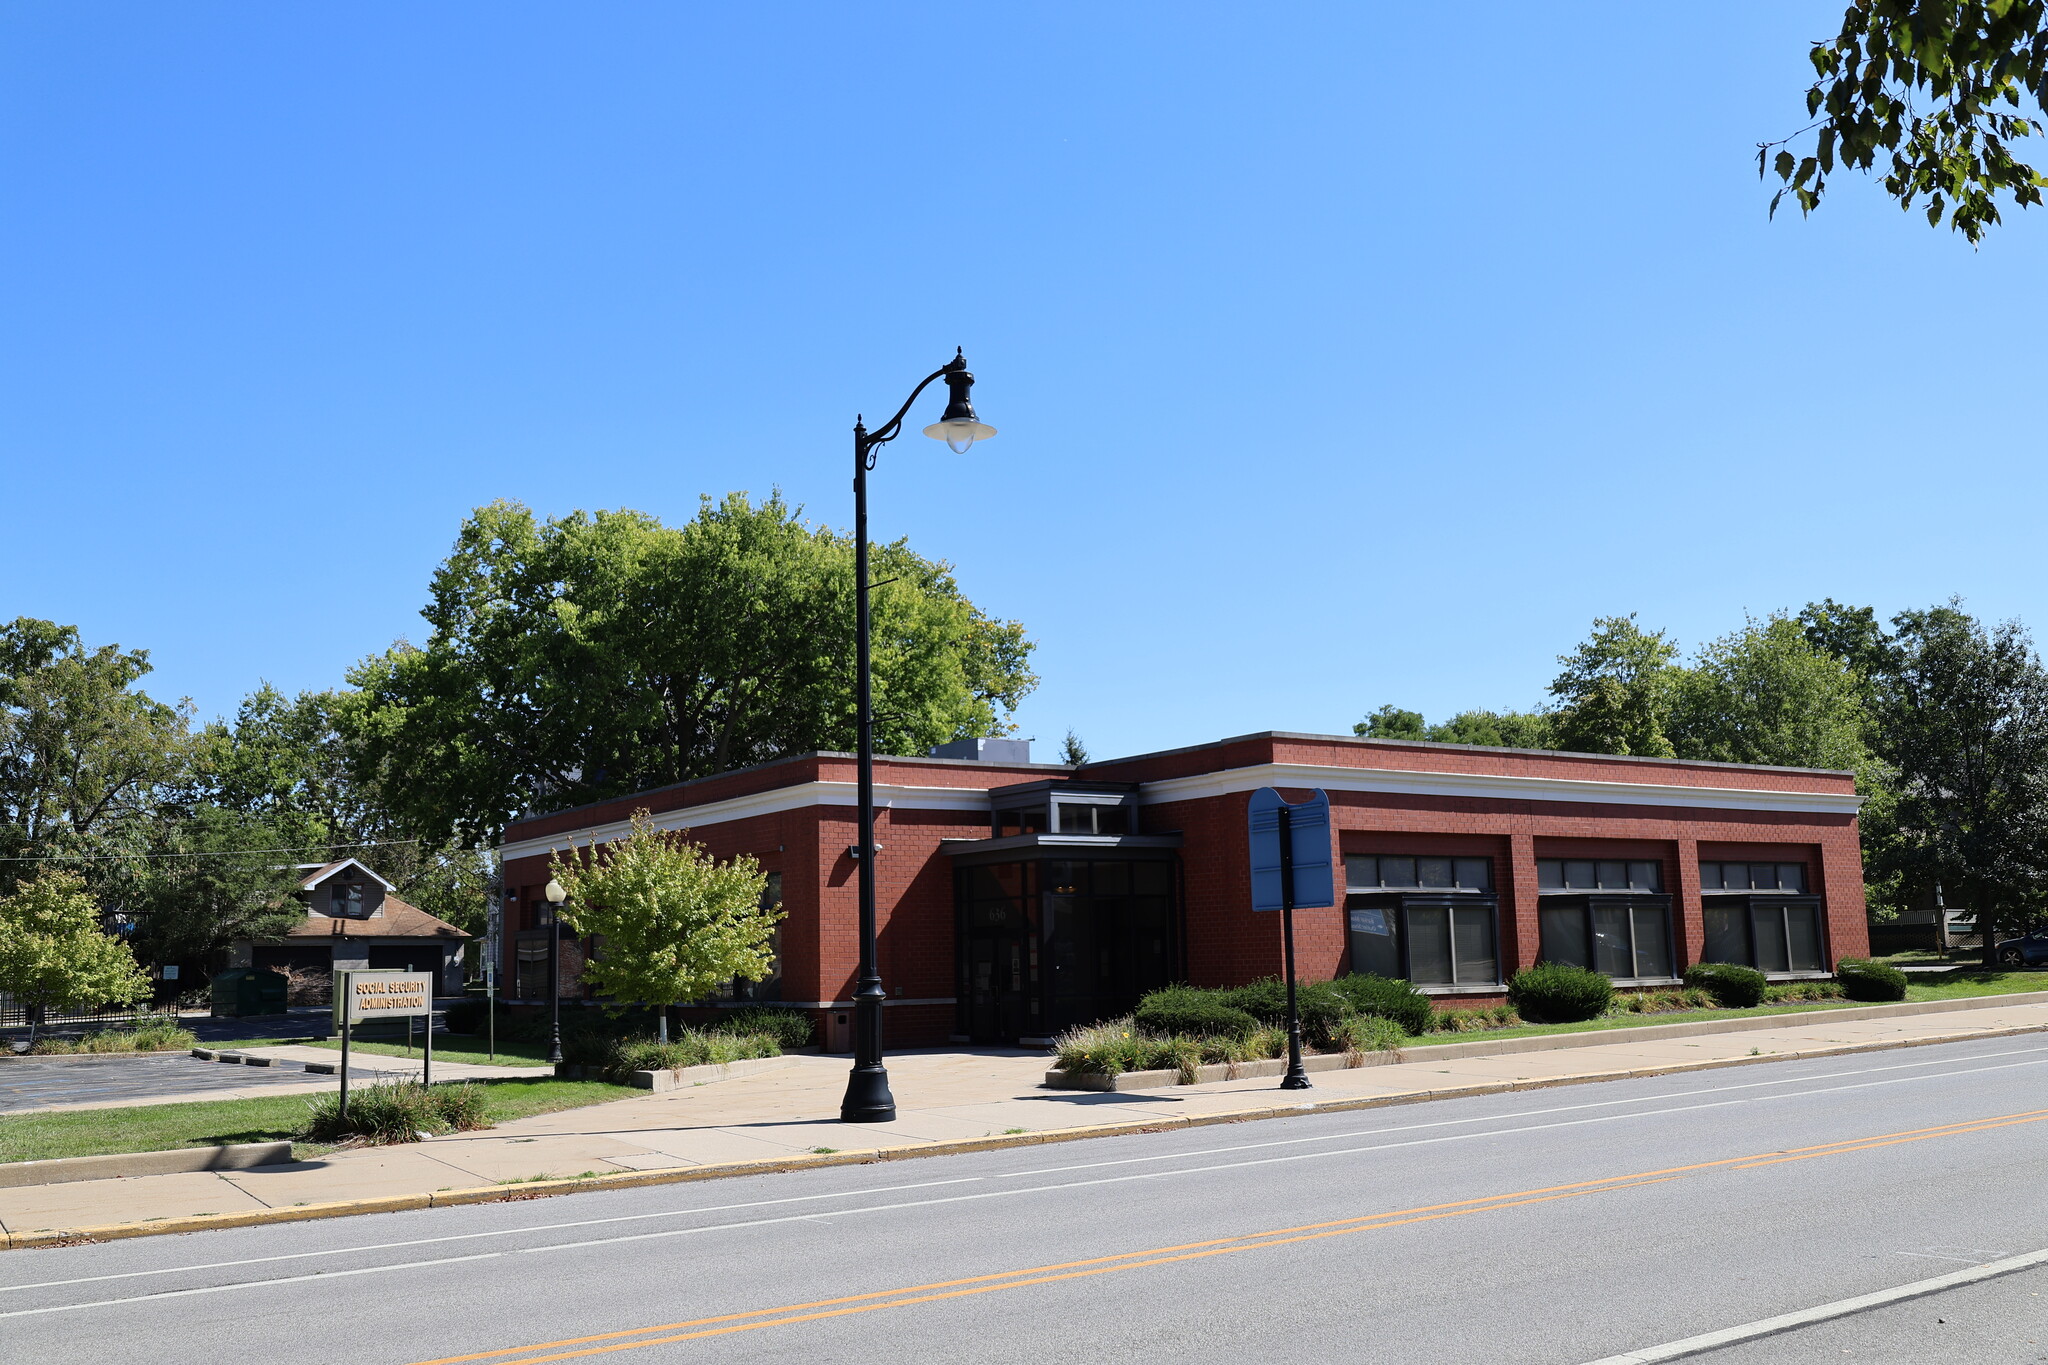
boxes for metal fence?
[0,996,162,1030]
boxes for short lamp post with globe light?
[544,878,568,1067]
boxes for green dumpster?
[210,967,288,1018]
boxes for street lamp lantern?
[921,352,997,453]
[842,348,995,1124]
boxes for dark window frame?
[1536,893,1677,982]
[1700,894,1828,974]
[1344,854,1494,893]
[1344,892,1502,988]
[1536,858,1665,893]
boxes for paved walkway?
[6,1000,2048,1239]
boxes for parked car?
[1995,930,2048,967]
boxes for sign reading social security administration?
[339,971,434,1023]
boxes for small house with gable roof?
[226,858,469,998]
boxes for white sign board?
[338,971,434,1024]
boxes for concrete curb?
[1045,990,2048,1089]
[9,1013,2048,1252]
[0,1142,295,1190]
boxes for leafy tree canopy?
[1353,705,1553,749]
[548,811,778,1008]
[1547,615,1684,758]
[347,493,1038,846]
[1670,614,1871,772]
[0,618,192,890]
[0,868,151,1033]
[1763,0,2048,241]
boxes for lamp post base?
[839,1064,897,1123]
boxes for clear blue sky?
[4,4,2042,762]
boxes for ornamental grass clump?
[1683,962,1768,1009]
[1432,1004,1522,1031]
[28,1015,198,1054]
[1835,958,1908,1002]
[1333,1014,1405,1059]
[1764,980,1848,1003]
[1507,963,1613,1023]
[302,1081,490,1144]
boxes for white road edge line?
[1578,1246,2048,1365]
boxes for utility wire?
[0,838,481,864]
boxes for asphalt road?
[5,1033,2048,1364]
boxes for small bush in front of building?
[714,1006,815,1050]
[1222,977,1352,1047]
[1133,986,1260,1041]
[1835,958,1909,1002]
[595,1029,779,1083]
[1507,963,1613,1023]
[1683,962,1768,1008]
[302,1081,490,1144]
[1330,973,1436,1036]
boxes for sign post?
[1248,788,1334,1090]
[334,970,436,1113]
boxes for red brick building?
[495,731,1866,1047]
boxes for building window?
[995,807,1049,837]
[328,883,364,918]
[1054,801,1130,835]
[1345,901,1498,986]
[717,872,783,1001]
[1539,901,1674,980]
[1345,855,1493,891]
[1703,901,1825,973]
[1700,861,1808,893]
[1537,859,1663,892]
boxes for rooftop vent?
[929,737,1032,764]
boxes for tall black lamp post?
[840,350,996,1124]
[544,877,568,1066]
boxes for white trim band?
[1137,762,1864,816]
[500,781,992,861]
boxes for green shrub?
[301,1081,490,1144]
[1222,978,1350,1047]
[1508,963,1613,1023]
[1835,958,1908,1002]
[1330,973,1435,1036]
[1333,1014,1405,1054]
[28,1016,199,1054]
[1050,1017,1288,1078]
[715,1006,815,1050]
[442,999,488,1034]
[1683,962,1768,1008]
[1133,986,1259,1041]
[590,1029,779,1083]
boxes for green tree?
[0,619,193,890]
[1872,602,2048,961]
[547,812,778,1024]
[1426,709,1555,750]
[1547,616,1684,757]
[118,808,304,970]
[0,868,151,1041]
[1762,1,2048,242]
[348,493,1037,846]
[1354,705,1427,740]
[1669,614,1870,771]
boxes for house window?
[328,883,364,918]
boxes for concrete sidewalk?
[7,998,2048,1246]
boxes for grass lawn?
[1400,968,2048,1047]
[0,1076,638,1165]
[301,1036,554,1067]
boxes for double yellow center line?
[411,1106,2048,1365]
